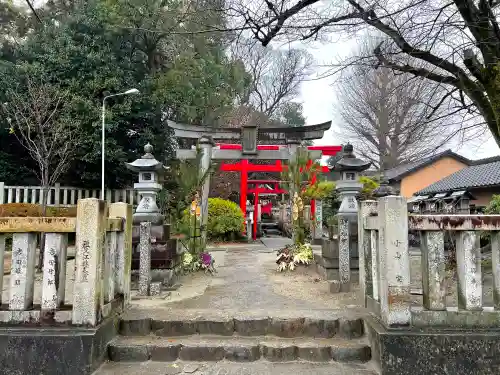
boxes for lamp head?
[124,88,140,95]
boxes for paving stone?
[164,364,182,375]
[196,319,234,336]
[261,343,297,362]
[153,320,198,336]
[120,318,152,336]
[108,343,149,362]
[223,344,260,362]
[296,344,331,362]
[182,363,200,373]
[234,317,270,336]
[179,345,225,361]
[148,342,181,361]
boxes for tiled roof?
[416,159,500,194]
[385,150,471,181]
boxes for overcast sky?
[300,39,500,160]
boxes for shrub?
[207,198,244,240]
[0,203,77,217]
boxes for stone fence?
[359,196,500,328]
[0,198,132,327]
[0,182,139,207]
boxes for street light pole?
[101,88,140,200]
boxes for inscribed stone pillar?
[138,222,152,296]
[338,217,351,292]
[72,198,107,326]
[9,233,37,310]
[358,200,377,303]
[0,235,5,305]
[109,202,133,305]
[377,196,411,327]
[313,200,323,241]
[41,233,68,311]
[199,136,214,243]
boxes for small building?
[384,150,471,198]
[412,156,500,213]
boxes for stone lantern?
[125,143,164,225]
[331,143,371,219]
[126,143,179,285]
[321,143,370,292]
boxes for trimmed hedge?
[181,198,245,240]
[0,203,77,217]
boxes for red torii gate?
[218,144,342,238]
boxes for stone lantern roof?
[125,143,163,172]
[331,143,371,172]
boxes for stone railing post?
[109,202,133,305]
[0,182,4,204]
[377,195,411,327]
[72,198,107,326]
[138,222,152,296]
[358,200,378,304]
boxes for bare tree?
[3,75,78,265]
[230,0,500,146]
[337,40,456,169]
[232,40,313,117]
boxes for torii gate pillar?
[199,136,214,243]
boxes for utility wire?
[24,0,42,24]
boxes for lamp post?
[101,88,140,199]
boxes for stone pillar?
[287,140,300,243]
[358,200,378,305]
[41,233,68,311]
[109,202,133,305]
[72,198,107,326]
[9,233,37,310]
[377,196,411,327]
[199,136,214,244]
[138,222,152,296]
[313,200,323,243]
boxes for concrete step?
[108,335,371,363]
[264,229,282,236]
[119,316,365,339]
[94,360,378,375]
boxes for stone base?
[131,268,179,287]
[365,314,500,375]
[0,316,118,375]
[316,262,359,283]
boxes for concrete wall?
[400,157,468,197]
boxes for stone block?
[269,318,305,337]
[0,316,118,375]
[108,343,149,362]
[224,345,260,362]
[152,320,198,336]
[119,318,152,336]
[296,344,331,361]
[330,343,371,362]
[234,317,270,336]
[179,345,225,361]
[261,343,297,361]
[366,314,500,375]
[338,318,364,339]
[322,239,339,259]
[303,318,339,338]
[148,343,181,361]
[197,319,235,336]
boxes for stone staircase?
[261,221,282,236]
[98,313,376,374]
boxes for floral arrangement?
[181,251,216,274]
[276,243,313,272]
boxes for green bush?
[485,195,500,214]
[207,198,245,240]
[181,198,245,241]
